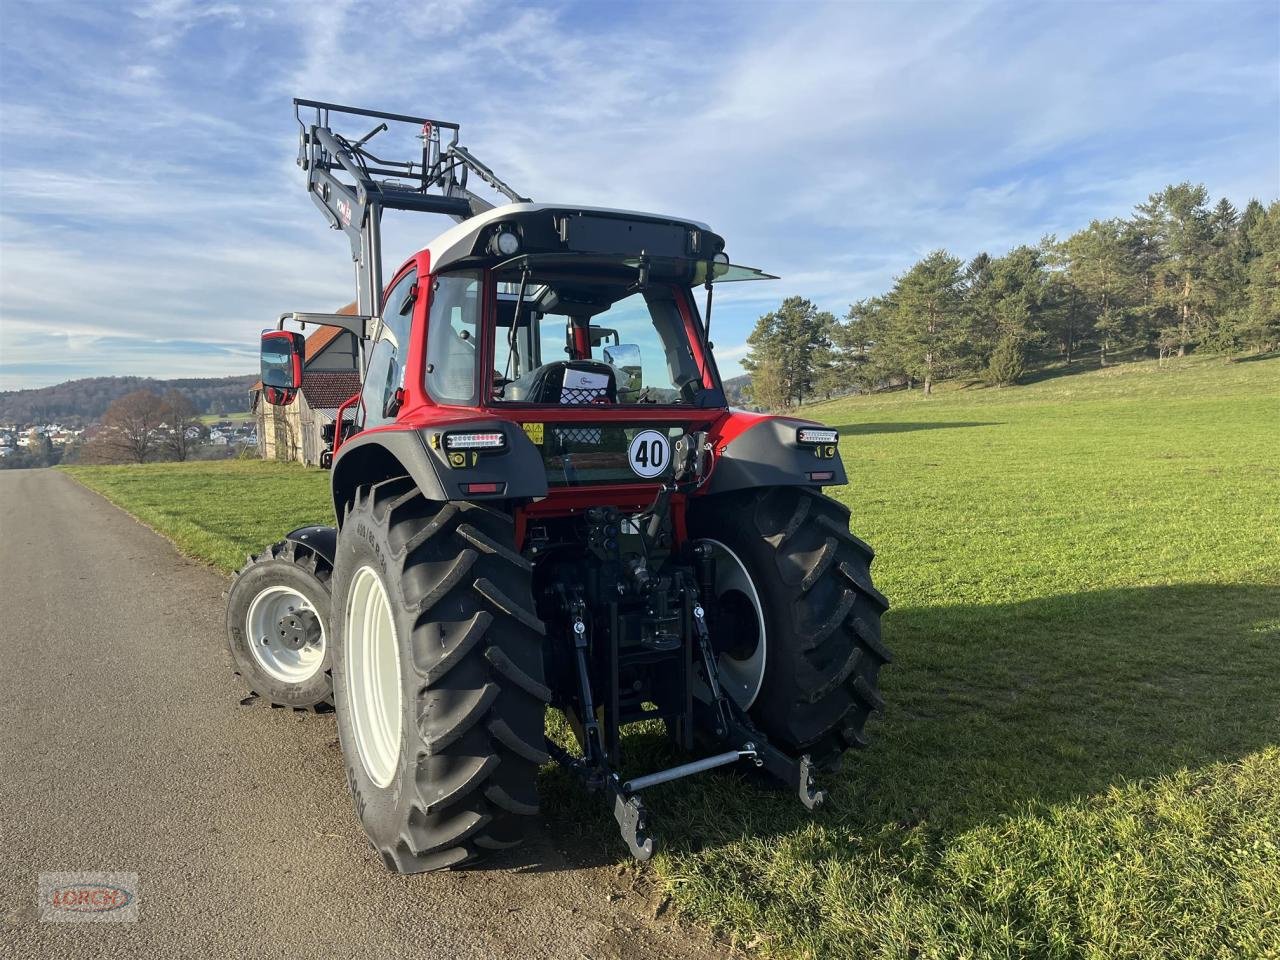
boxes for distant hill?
[722,373,752,406]
[0,375,256,426]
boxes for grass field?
[63,354,1280,959]
[62,457,332,572]
[197,411,254,425]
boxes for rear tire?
[331,478,549,873]
[690,486,891,767]
[225,540,333,711]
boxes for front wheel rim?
[245,585,326,684]
[696,539,768,710]
[345,565,403,789]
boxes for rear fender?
[704,411,847,495]
[330,422,548,522]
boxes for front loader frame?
[293,98,526,316]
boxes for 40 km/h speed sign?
[627,430,670,479]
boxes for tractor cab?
[396,201,776,416]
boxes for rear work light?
[796,427,839,446]
[444,431,506,451]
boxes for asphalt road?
[0,469,727,959]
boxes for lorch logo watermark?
[38,872,139,923]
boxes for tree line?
[743,184,1279,406]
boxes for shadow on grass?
[831,421,1003,436]
[525,581,1280,868]
[1013,351,1152,386]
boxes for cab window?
[493,282,713,406]
[424,271,481,405]
[360,268,416,428]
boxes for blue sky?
[1,0,1277,390]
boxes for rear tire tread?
[420,683,500,755]
[415,611,491,684]
[419,754,499,815]
[473,577,546,635]
[693,485,891,765]
[334,487,547,874]
[412,548,479,613]
[484,646,553,702]
[488,717,551,765]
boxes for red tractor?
[226,100,890,871]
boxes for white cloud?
[135,0,248,49]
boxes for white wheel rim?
[696,539,768,710]
[245,585,326,684]
[345,565,403,789]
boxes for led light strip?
[796,427,839,445]
[444,431,506,450]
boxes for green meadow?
[63,457,332,572]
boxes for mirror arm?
[277,311,375,340]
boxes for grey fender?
[330,421,549,521]
[705,416,847,495]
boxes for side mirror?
[603,343,643,393]
[261,330,304,406]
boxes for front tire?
[225,540,333,710]
[331,478,550,873]
[690,486,891,767]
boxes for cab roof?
[421,203,717,274]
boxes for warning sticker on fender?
[522,422,544,445]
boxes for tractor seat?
[523,360,617,404]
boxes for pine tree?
[970,246,1049,385]
[881,251,968,396]
[1201,197,1251,351]
[1133,183,1216,355]
[1041,236,1085,363]
[1243,201,1280,352]
[1059,220,1140,365]
[811,310,857,400]
[845,297,898,391]
[742,297,832,406]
